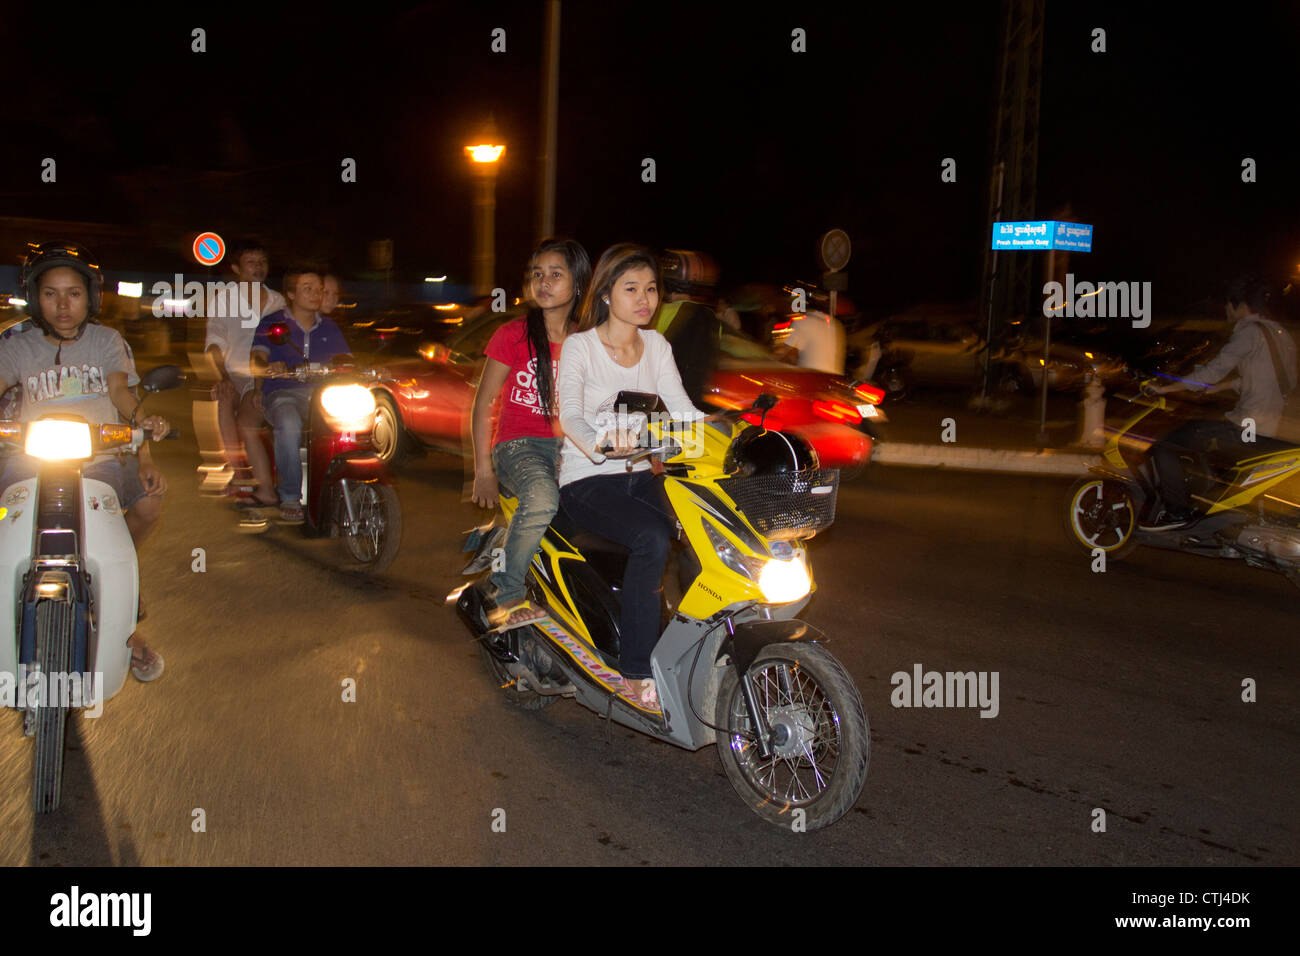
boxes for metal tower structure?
[978,0,1044,370]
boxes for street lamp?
[465,119,505,297]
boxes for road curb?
[873,442,1101,475]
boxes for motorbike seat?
[1206,434,1299,471]
[548,505,630,586]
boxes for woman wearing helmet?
[0,241,170,681]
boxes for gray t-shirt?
[0,323,135,433]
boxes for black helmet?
[660,248,718,295]
[21,240,104,327]
[724,427,819,477]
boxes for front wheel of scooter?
[31,601,75,813]
[715,642,869,831]
[1065,476,1138,559]
[338,481,403,574]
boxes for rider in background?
[654,249,723,407]
[248,267,353,523]
[204,239,286,506]
[470,238,591,628]
[556,244,705,709]
[1147,275,1298,528]
[321,271,343,317]
[775,294,847,375]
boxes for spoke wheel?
[1065,477,1138,558]
[715,642,869,831]
[338,481,403,573]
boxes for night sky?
[3,2,1297,317]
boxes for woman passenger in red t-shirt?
[470,238,592,627]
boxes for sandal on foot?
[487,600,547,630]
[279,502,305,523]
[624,678,659,710]
[130,643,165,682]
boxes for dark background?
[2,1,1296,316]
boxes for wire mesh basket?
[717,468,839,540]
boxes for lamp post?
[465,119,505,297]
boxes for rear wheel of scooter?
[1065,476,1138,559]
[478,631,558,710]
[31,600,75,814]
[715,642,869,831]
[338,481,403,573]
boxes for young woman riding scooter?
[556,244,705,709]
[470,238,592,628]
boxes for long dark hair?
[577,243,659,332]
[521,237,591,420]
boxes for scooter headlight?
[702,520,766,581]
[25,419,93,461]
[320,384,377,431]
[701,520,811,603]
[757,555,811,604]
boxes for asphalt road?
[1,383,1295,866]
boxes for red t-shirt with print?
[484,317,562,445]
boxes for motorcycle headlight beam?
[25,419,93,461]
[757,555,811,604]
[320,384,377,431]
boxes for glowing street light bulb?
[466,144,504,163]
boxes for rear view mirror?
[612,391,667,415]
[140,365,186,393]
[753,392,778,412]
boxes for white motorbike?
[0,364,183,812]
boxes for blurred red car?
[364,311,885,474]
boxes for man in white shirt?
[776,307,846,375]
[203,239,285,504]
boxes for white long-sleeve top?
[556,327,703,487]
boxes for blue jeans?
[559,470,676,680]
[489,436,562,604]
[264,388,313,504]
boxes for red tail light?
[853,383,885,404]
[812,399,862,424]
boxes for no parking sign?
[193,232,225,266]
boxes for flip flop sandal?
[622,678,660,712]
[130,644,165,682]
[486,600,548,633]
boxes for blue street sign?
[992,220,1053,250]
[991,220,1093,252]
[1052,221,1093,252]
